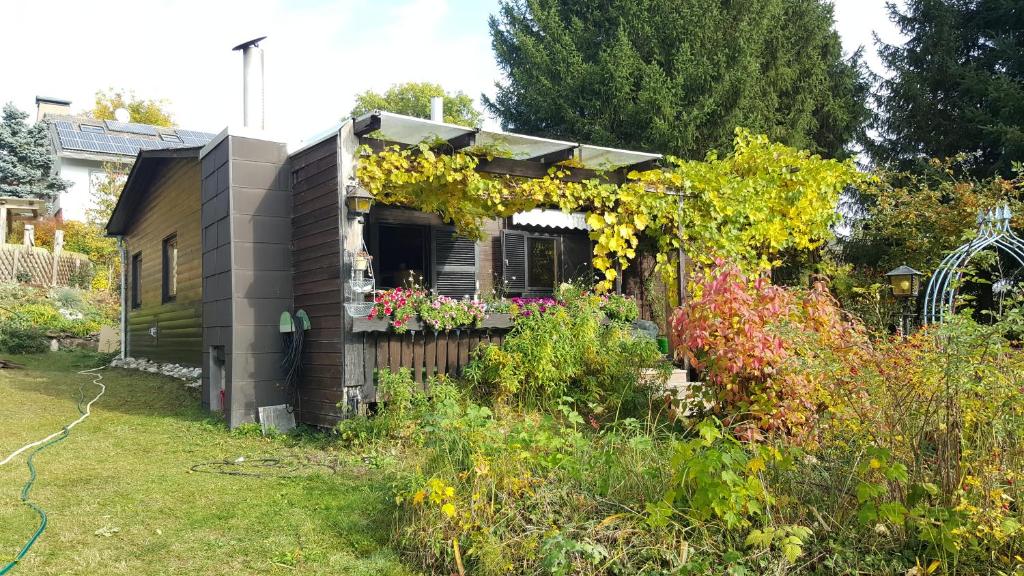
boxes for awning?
[511,209,590,230]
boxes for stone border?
[109,356,202,389]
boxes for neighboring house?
[34,96,215,221]
[106,111,661,428]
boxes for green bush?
[0,318,48,354]
[463,284,669,416]
[0,282,116,339]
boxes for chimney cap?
[232,36,267,51]
[35,96,71,106]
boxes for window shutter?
[501,229,527,294]
[432,226,478,298]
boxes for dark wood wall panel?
[125,159,203,366]
[290,136,343,427]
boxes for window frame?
[525,235,559,293]
[162,233,178,303]
[131,251,142,309]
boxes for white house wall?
[54,157,104,222]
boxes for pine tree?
[0,103,68,201]
[873,0,1024,176]
[486,0,870,159]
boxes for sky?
[1,0,903,146]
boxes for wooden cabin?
[107,112,663,428]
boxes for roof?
[351,111,661,171]
[105,147,202,236]
[35,96,71,106]
[0,197,47,220]
[885,264,924,277]
[43,114,216,163]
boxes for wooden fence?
[351,316,512,402]
[0,244,92,286]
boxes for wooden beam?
[358,136,624,184]
[438,131,477,152]
[526,145,577,165]
[353,114,382,137]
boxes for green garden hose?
[0,431,70,575]
[0,366,105,575]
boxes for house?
[34,96,216,221]
[106,110,662,428]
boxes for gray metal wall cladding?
[201,136,293,427]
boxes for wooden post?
[0,205,8,245]
[337,121,373,412]
[11,245,20,281]
[51,230,64,286]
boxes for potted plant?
[353,250,372,272]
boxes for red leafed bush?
[672,263,868,442]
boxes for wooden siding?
[291,136,343,427]
[124,159,202,365]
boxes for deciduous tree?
[351,82,483,128]
[91,89,174,127]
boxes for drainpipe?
[117,237,127,359]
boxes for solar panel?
[104,120,158,136]
[55,122,213,156]
[175,129,216,146]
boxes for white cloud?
[2,0,903,144]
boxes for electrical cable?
[280,311,305,414]
[0,366,106,575]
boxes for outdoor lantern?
[344,177,374,219]
[885,264,924,298]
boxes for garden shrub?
[0,318,48,354]
[463,284,669,415]
[0,282,116,341]
[671,262,869,442]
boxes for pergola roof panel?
[351,111,661,172]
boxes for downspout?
[117,237,127,359]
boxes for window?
[160,133,182,143]
[503,229,592,296]
[375,223,430,288]
[527,237,557,292]
[162,234,177,302]
[79,124,104,133]
[131,252,142,309]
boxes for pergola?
[351,110,663,182]
[0,197,47,244]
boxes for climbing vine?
[357,129,865,292]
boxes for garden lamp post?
[885,264,924,337]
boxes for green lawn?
[0,352,416,576]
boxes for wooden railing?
[351,315,513,399]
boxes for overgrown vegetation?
[360,129,862,292]
[338,266,1024,575]
[0,282,117,353]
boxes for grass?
[0,351,416,576]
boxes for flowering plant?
[509,297,560,317]
[600,293,639,323]
[418,296,486,331]
[368,287,428,333]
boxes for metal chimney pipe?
[232,36,267,129]
[430,96,444,122]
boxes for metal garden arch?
[923,205,1024,323]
